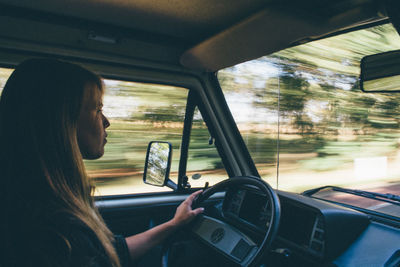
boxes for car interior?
[1,0,400,266]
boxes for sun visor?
[180,7,383,72]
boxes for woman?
[0,58,203,267]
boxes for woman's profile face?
[77,84,110,159]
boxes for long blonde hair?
[0,58,120,266]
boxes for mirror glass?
[143,141,172,187]
[360,49,400,92]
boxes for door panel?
[99,194,189,236]
[97,192,225,266]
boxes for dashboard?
[221,186,400,266]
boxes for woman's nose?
[103,113,110,128]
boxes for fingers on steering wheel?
[186,190,203,205]
[186,190,204,214]
[192,207,204,215]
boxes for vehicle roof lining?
[0,0,270,44]
[0,0,389,72]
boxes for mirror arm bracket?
[166,179,178,191]
[182,175,191,189]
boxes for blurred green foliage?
[219,23,400,178]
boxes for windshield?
[218,23,400,216]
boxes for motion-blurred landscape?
[1,24,400,196]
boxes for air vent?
[310,216,325,255]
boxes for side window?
[90,79,188,195]
[0,66,226,195]
[0,68,188,196]
[187,107,227,188]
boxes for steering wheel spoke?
[192,215,258,265]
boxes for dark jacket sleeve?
[113,235,133,267]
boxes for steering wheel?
[165,176,280,267]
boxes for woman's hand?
[125,190,205,259]
[171,190,204,227]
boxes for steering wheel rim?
[190,176,281,267]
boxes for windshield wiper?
[302,185,400,206]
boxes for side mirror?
[360,49,400,93]
[143,141,177,190]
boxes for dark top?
[61,227,132,267]
[114,235,132,267]
[2,222,132,267]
